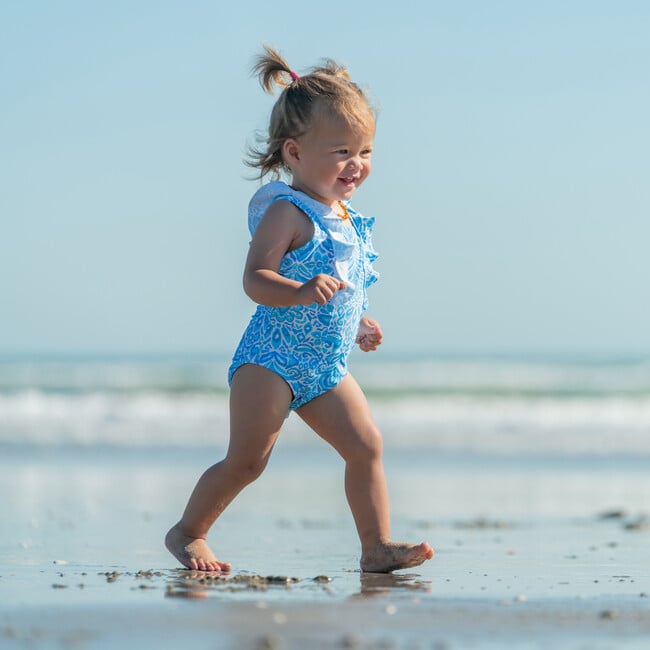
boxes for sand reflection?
[356,572,432,598]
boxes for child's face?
[284,115,374,208]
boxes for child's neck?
[289,181,339,211]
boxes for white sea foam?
[370,395,650,455]
[2,389,650,456]
[0,390,230,448]
[1,356,650,455]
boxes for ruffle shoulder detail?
[248,181,331,235]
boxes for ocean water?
[2,352,650,458]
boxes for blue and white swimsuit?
[228,181,379,409]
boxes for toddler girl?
[165,45,434,573]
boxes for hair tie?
[289,70,300,81]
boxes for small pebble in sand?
[53,560,67,565]
[599,609,618,620]
[514,594,527,602]
[598,509,627,520]
[384,604,397,615]
[313,575,331,583]
[51,583,68,589]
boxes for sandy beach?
[2,441,649,649]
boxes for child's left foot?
[360,541,434,573]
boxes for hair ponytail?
[251,44,298,94]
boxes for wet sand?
[2,590,650,649]
[2,446,649,648]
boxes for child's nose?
[347,156,362,171]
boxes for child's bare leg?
[166,364,292,571]
[297,374,434,573]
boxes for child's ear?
[283,139,300,164]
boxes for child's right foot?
[165,523,232,572]
[360,540,434,573]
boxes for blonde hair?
[246,45,376,179]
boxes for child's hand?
[299,274,346,306]
[356,317,383,352]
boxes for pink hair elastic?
[289,70,300,81]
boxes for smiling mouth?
[339,176,358,184]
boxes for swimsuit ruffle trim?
[248,181,379,289]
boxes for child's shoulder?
[249,181,298,234]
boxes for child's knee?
[224,455,269,483]
[349,425,383,462]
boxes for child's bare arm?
[243,201,345,307]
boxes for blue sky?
[2,1,649,357]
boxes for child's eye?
[336,149,349,155]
